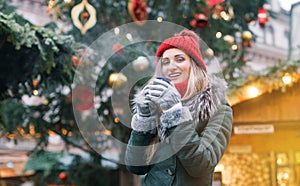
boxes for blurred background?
[0,0,300,185]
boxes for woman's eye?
[176,57,185,62]
[162,60,170,64]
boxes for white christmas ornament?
[22,95,47,106]
[132,56,149,71]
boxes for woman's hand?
[148,78,181,111]
[131,85,158,133]
[135,86,157,117]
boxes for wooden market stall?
[218,81,300,186]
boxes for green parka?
[125,76,233,186]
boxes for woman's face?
[161,48,191,84]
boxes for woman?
[125,29,233,186]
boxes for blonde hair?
[183,59,208,100]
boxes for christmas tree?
[4,0,300,185]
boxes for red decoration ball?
[190,13,208,28]
[112,43,124,54]
[59,172,67,181]
[73,85,94,111]
[82,12,89,19]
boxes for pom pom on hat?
[156,30,207,72]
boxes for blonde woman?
[125,29,233,186]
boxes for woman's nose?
[168,60,178,69]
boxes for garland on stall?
[227,59,300,105]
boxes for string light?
[126,33,132,41]
[32,89,39,95]
[114,117,120,123]
[215,164,224,172]
[220,11,231,21]
[246,86,259,98]
[157,17,163,22]
[216,32,222,39]
[61,128,68,135]
[231,44,238,50]
[223,35,235,44]
[114,27,120,35]
[282,73,292,85]
[103,129,112,135]
[29,124,35,135]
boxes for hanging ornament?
[108,73,128,90]
[72,55,84,66]
[113,116,120,124]
[128,0,148,25]
[258,7,268,27]
[32,79,39,87]
[211,4,223,19]
[219,4,234,21]
[59,172,67,181]
[73,85,94,111]
[72,55,79,66]
[204,48,214,59]
[47,0,55,11]
[190,13,208,28]
[71,0,97,35]
[242,31,252,42]
[81,12,89,19]
[46,7,52,14]
[112,42,124,55]
[22,95,47,106]
[223,35,235,44]
[242,31,252,47]
[46,0,64,20]
[206,0,224,9]
[132,56,149,71]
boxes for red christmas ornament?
[46,7,52,14]
[72,55,83,66]
[59,172,67,181]
[211,4,223,18]
[72,56,79,66]
[81,12,89,19]
[242,41,252,47]
[190,13,208,28]
[128,0,148,25]
[206,0,224,8]
[73,85,94,111]
[258,7,268,27]
[32,79,39,87]
[112,42,124,55]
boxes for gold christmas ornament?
[204,48,214,58]
[242,31,252,42]
[132,56,149,71]
[71,0,97,35]
[108,73,128,90]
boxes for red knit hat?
[156,30,207,72]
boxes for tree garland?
[0,12,78,98]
